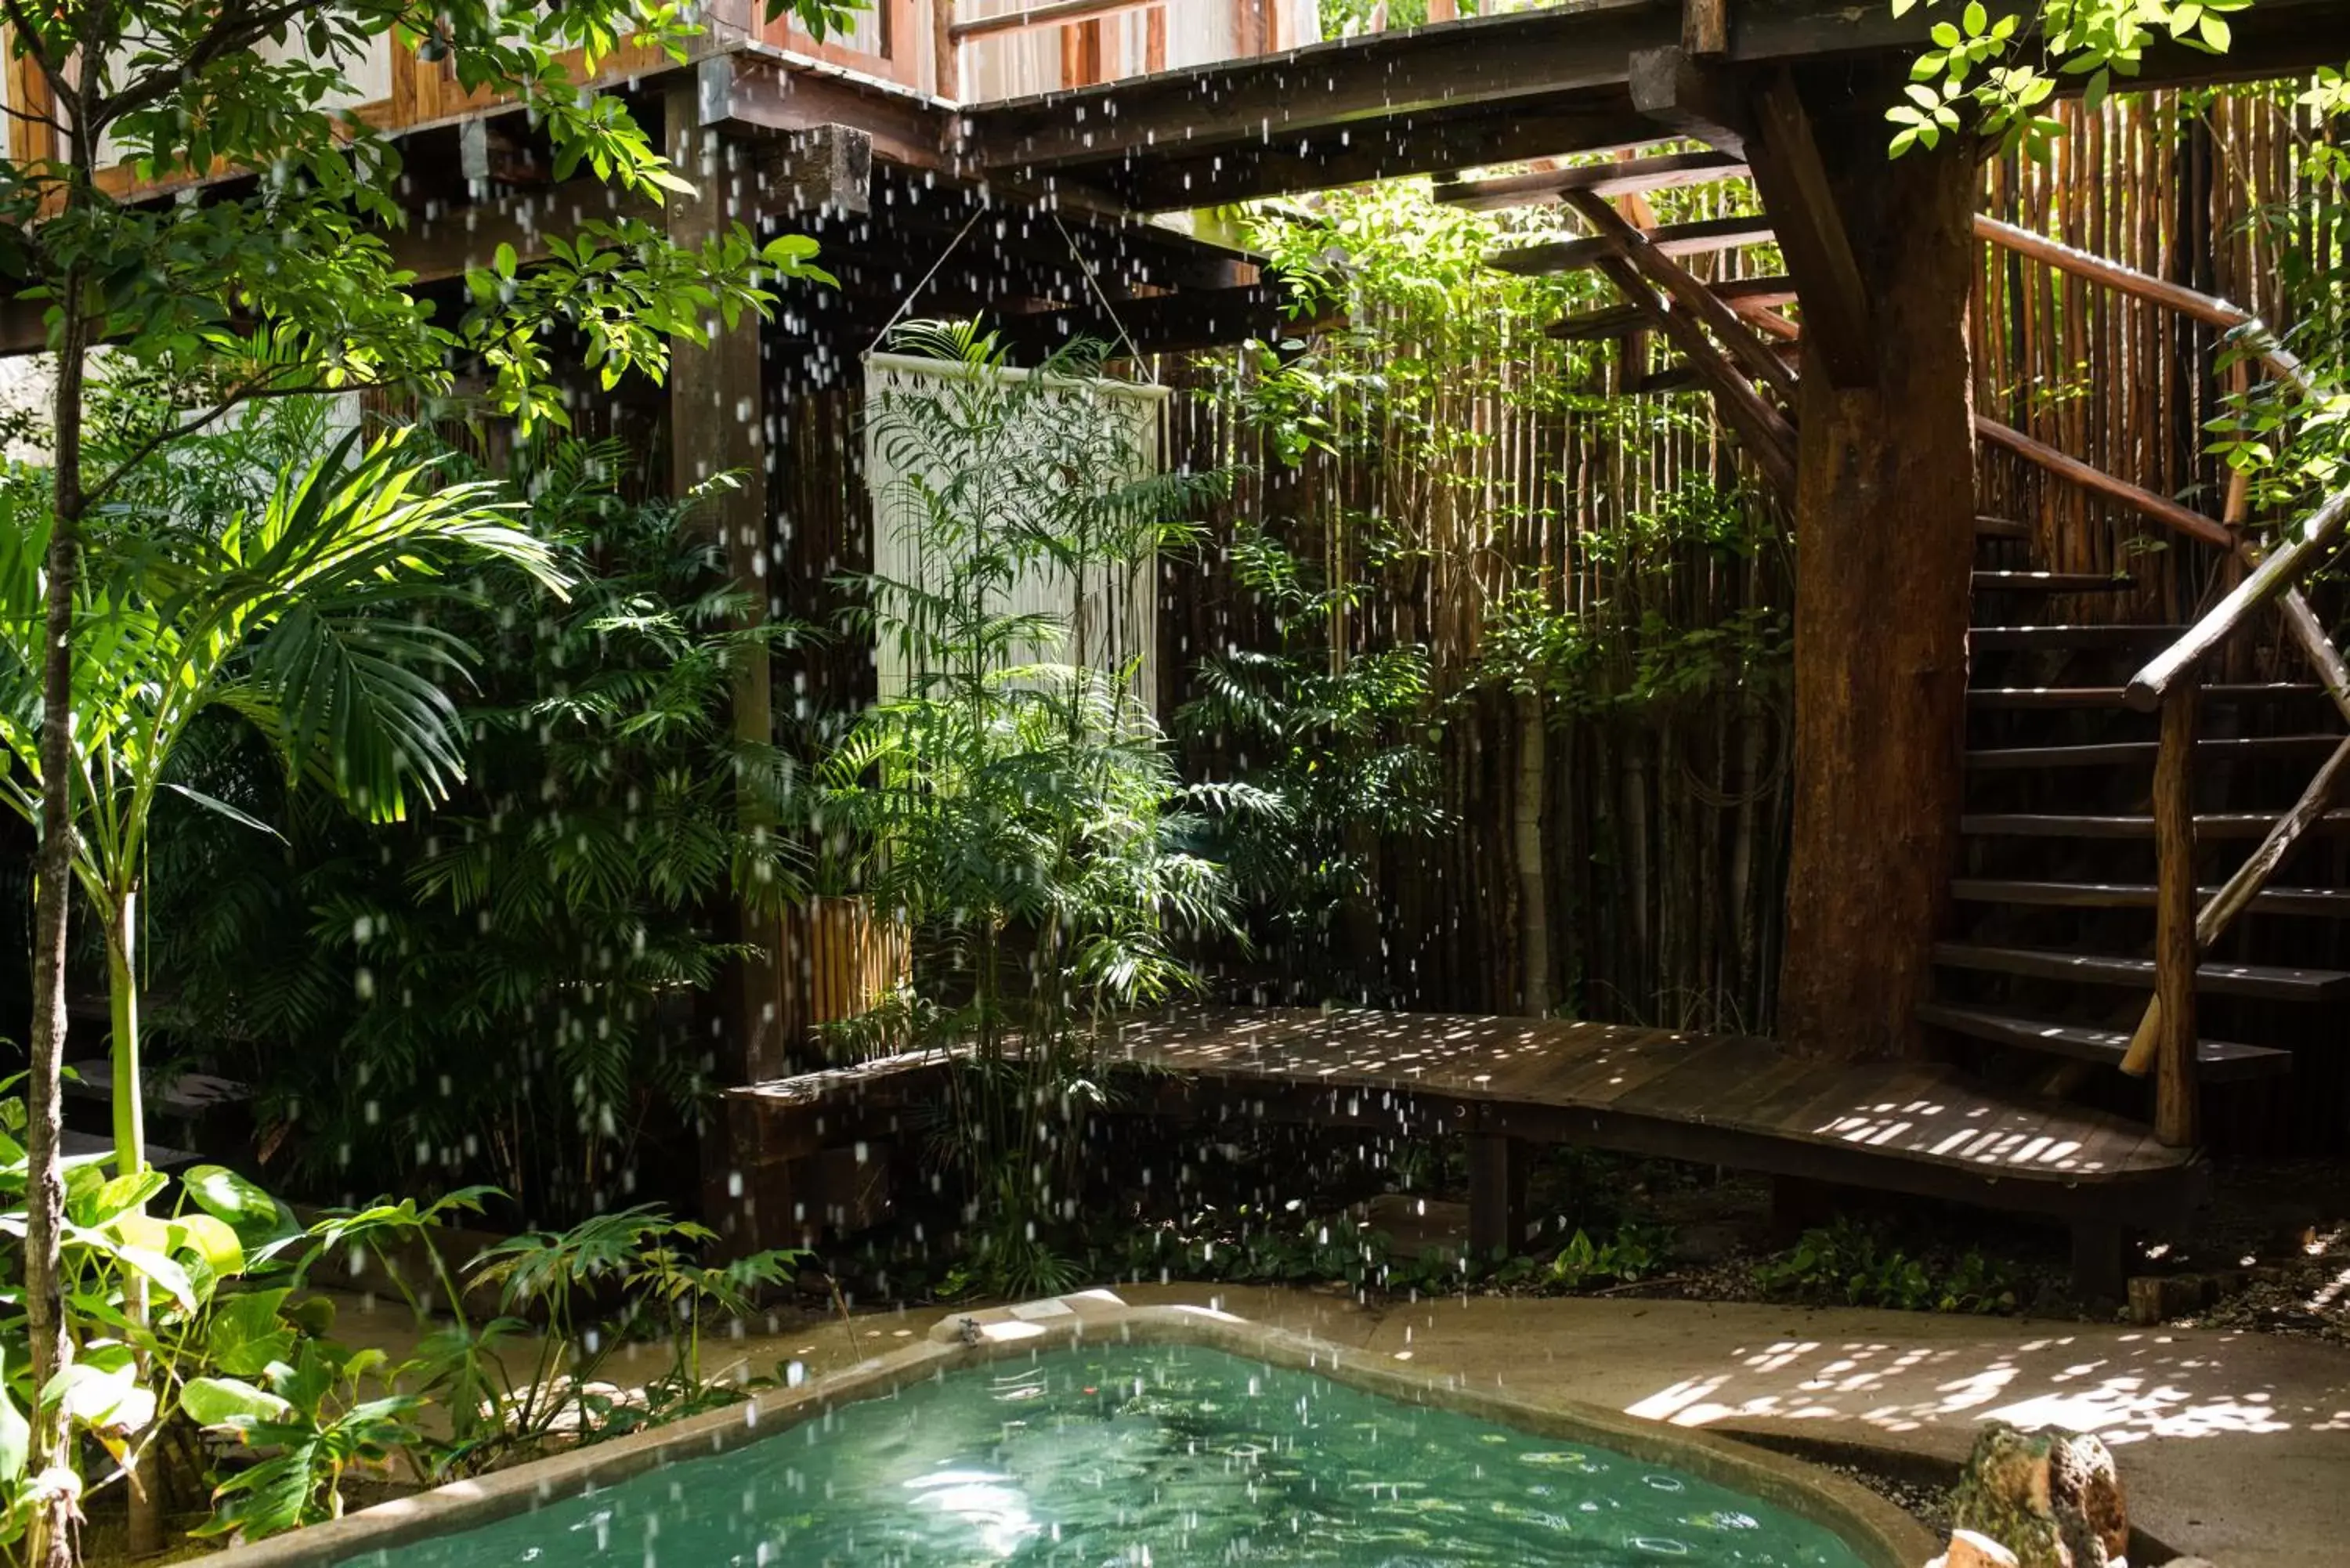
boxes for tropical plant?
[1173,521,1446,999]
[822,321,1234,1295]
[0,2,850,1552]
[0,400,566,1182]
[146,434,808,1219]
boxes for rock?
[1947,1422,2129,1568]
[1933,1528,2023,1568]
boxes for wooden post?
[1777,82,1979,1061]
[666,82,783,1089]
[1466,1132,1527,1256]
[933,0,960,99]
[2153,674,2201,1148]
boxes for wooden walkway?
[1104,1007,2200,1280]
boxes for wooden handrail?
[949,0,1162,42]
[1973,417,2234,548]
[2124,484,2350,710]
[1975,215,2316,394]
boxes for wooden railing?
[1973,214,2350,1147]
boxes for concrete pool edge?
[208,1291,1942,1568]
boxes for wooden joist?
[949,0,1160,44]
[1488,212,1774,276]
[1590,250,1795,496]
[1434,149,1747,211]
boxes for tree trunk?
[1778,113,1980,1060]
[24,249,89,1568]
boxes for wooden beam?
[1744,69,1875,388]
[1560,189,1796,406]
[1629,45,1749,155]
[1551,283,1795,341]
[965,0,1667,172]
[1488,212,1774,276]
[950,0,1160,43]
[1598,253,1795,497]
[403,179,662,282]
[1108,101,1659,212]
[1547,302,1647,341]
[1975,417,2236,550]
[1683,0,1729,57]
[1433,149,1747,211]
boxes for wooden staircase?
[1923,522,2350,1098]
[1451,138,2350,1160]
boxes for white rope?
[862,207,986,359]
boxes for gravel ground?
[1813,1458,1954,1537]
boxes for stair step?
[1967,735,2350,769]
[1916,1003,2293,1082]
[1932,941,2350,1000]
[1969,684,2324,710]
[1971,624,2186,651]
[1953,879,2350,916]
[1975,515,2033,540]
[1972,570,2135,593]
[1963,811,2350,839]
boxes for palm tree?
[0,410,569,1176]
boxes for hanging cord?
[863,207,986,359]
[1052,211,1156,385]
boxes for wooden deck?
[1103,1007,2201,1256]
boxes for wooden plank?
[1975,416,2236,549]
[1560,190,1797,405]
[1742,69,1874,386]
[1916,1003,2290,1082]
[1968,735,2349,769]
[1961,811,2350,837]
[1951,879,2350,916]
[1932,941,2350,1001]
[1489,212,1775,276]
[1434,150,1746,211]
[1613,1035,1786,1118]
[1969,683,2323,710]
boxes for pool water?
[348,1343,1871,1566]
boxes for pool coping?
[208,1291,1941,1568]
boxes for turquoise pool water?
[343,1344,1871,1566]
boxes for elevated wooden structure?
[721,1006,2203,1294]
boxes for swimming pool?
[215,1300,1931,1568]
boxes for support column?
[1772,83,1981,1060]
[1466,1131,1528,1257]
[666,81,783,1088]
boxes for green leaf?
[161,783,286,841]
[1961,0,1986,34]
[494,240,519,278]
[180,1375,292,1429]
[208,1289,296,1378]
[2197,12,2230,50]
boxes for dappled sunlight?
[1625,1332,2314,1446]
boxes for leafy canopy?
[1887,0,2251,159]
